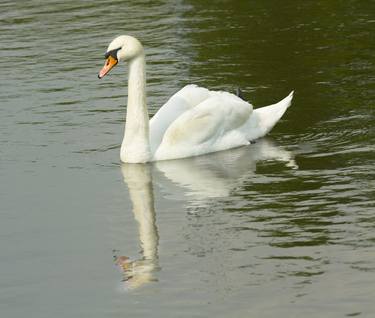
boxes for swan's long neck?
[121,53,151,163]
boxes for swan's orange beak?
[98,55,118,79]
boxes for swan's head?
[98,35,144,79]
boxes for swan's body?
[99,35,293,163]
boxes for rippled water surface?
[1,1,374,317]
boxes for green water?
[1,1,374,317]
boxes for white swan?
[98,35,294,163]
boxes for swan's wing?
[153,92,253,160]
[149,85,210,152]
[239,91,294,140]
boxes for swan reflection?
[115,164,159,290]
[116,139,296,289]
[155,138,297,199]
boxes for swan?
[98,35,294,163]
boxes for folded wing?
[149,85,211,152]
[154,91,253,160]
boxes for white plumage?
[99,35,294,163]
[150,85,293,161]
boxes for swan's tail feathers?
[242,91,294,140]
[283,90,294,109]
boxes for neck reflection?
[115,163,159,290]
[115,139,296,289]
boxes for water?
[1,0,374,317]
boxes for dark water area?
[0,1,374,317]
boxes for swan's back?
[153,88,253,161]
[149,85,293,161]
